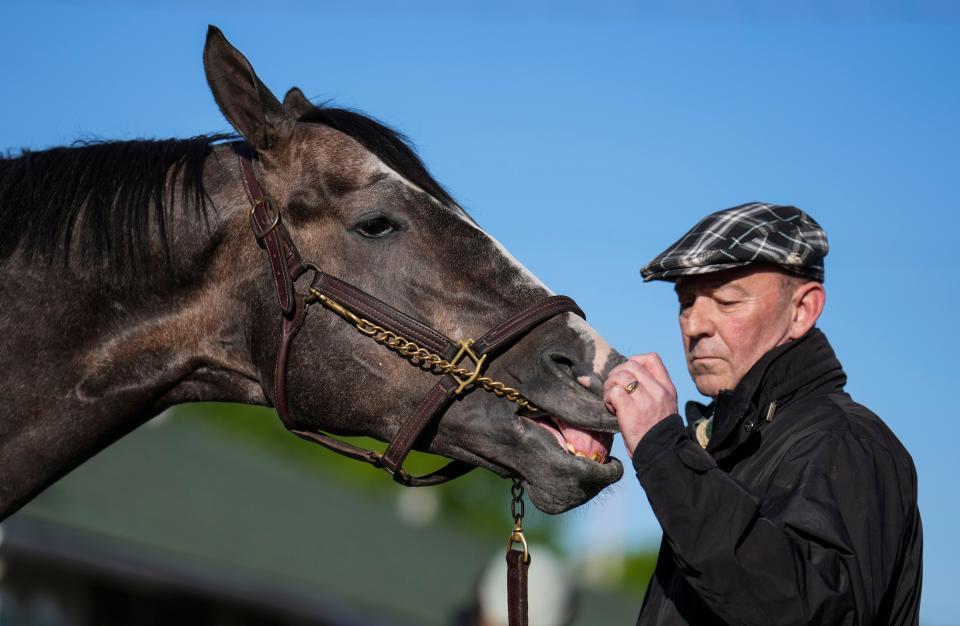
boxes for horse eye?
[355,215,398,239]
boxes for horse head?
[201,27,625,513]
[201,27,625,512]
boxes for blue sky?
[3,2,957,622]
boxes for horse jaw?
[434,390,624,514]
[429,316,626,514]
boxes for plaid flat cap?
[641,202,828,282]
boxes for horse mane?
[0,136,227,272]
[0,106,454,272]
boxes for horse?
[0,26,624,523]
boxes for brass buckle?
[250,197,281,241]
[448,339,487,395]
[506,524,530,564]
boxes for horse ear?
[203,25,294,151]
[283,87,316,119]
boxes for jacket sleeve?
[633,415,914,626]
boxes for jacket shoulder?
[779,391,917,478]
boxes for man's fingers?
[621,364,665,400]
[606,383,642,412]
[607,360,655,389]
[628,353,675,391]
[603,364,647,392]
[605,382,631,414]
[605,354,679,454]
[604,364,661,411]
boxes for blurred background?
[1,1,957,624]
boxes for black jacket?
[633,329,922,626]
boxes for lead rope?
[507,479,530,626]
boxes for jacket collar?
[685,328,846,461]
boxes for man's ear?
[283,87,316,119]
[203,25,294,151]
[788,282,826,339]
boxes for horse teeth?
[565,442,607,463]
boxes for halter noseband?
[240,151,584,486]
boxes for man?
[604,203,922,625]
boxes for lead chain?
[311,290,540,412]
[511,478,525,524]
[507,477,530,563]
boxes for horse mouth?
[519,408,614,465]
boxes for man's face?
[675,266,797,397]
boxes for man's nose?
[681,299,713,338]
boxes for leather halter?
[239,150,585,487]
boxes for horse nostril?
[549,353,577,379]
[548,351,604,395]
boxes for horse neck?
[0,143,266,519]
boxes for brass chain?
[307,289,541,412]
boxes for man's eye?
[355,215,398,239]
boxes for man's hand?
[604,353,679,457]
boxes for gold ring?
[624,380,639,394]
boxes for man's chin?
[691,375,726,399]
